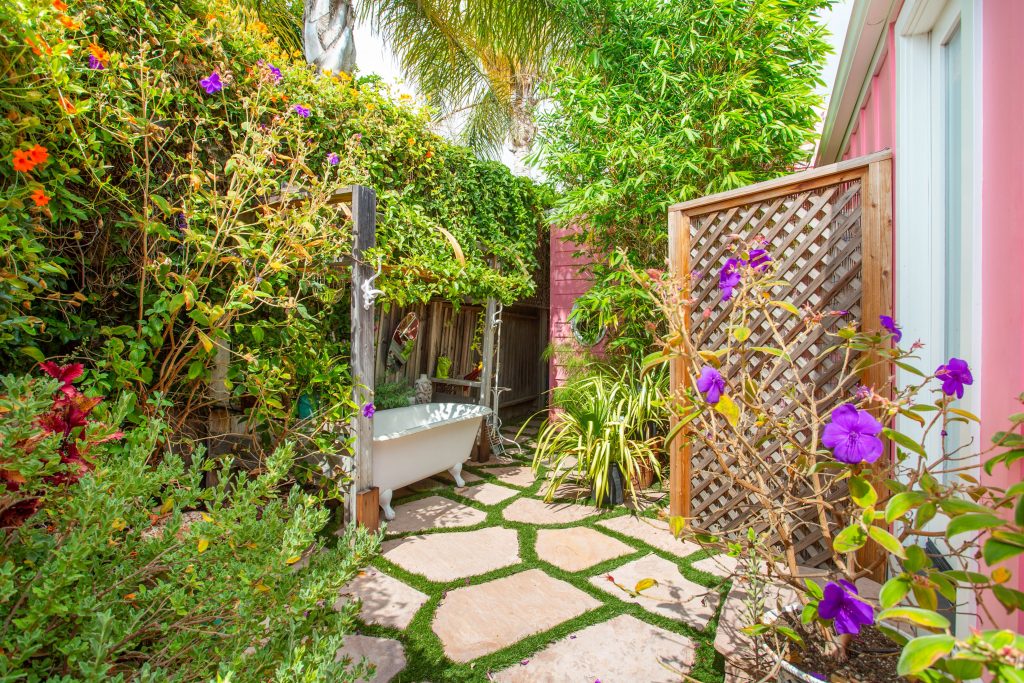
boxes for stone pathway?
[334,447,760,682]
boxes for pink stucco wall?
[548,225,596,391]
[979,0,1024,634]
[838,5,1024,631]
[844,27,897,159]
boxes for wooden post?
[349,185,379,532]
[858,158,894,581]
[668,208,693,519]
[480,297,497,409]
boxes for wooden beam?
[857,158,894,581]
[668,208,693,519]
[349,185,377,527]
[669,149,892,215]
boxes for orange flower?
[12,150,34,172]
[87,43,108,63]
[425,150,433,159]
[31,189,50,207]
[58,95,76,114]
[27,145,48,166]
[53,0,68,10]
[57,14,81,30]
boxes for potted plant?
[532,364,665,506]
[635,242,1024,682]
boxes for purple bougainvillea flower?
[88,54,104,70]
[818,580,875,636]
[821,403,884,464]
[200,71,223,94]
[362,402,375,419]
[748,248,771,271]
[936,357,973,399]
[293,104,311,118]
[696,365,726,405]
[267,63,282,82]
[327,152,340,166]
[879,315,902,343]
[718,258,743,301]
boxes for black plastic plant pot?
[592,462,625,507]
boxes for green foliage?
[537,0,831,356]
[373,380,413,410]
[0,372,379,681]
[533,362,667,506]
[0,0,546,454]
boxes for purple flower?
[88,54,104,70]
[267,63,282,82]
[361,402,375,419]
[352,133,362,141]
[936,357,973,399]
[327,152,340,166]
[718,258,743,301]
[817,580,875,636]
[696,365,726,405]
[879,315,902,343]
[748,248,772,271]
[200,71,223,94]
[821,403,884,464]
[293,104,311,118]
[854,385,871,401]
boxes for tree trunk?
[303,0,357,75]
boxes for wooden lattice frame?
[667,150,893,567]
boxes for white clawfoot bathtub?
[372,403,491,521]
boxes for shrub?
[0,370,378,681]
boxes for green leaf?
[882,428,927,458]
[896,635,955,675]
[886,491,925,523]
[19,346,44,362]
[714,394,739,427]
[833,524,867,553]
[804,579,823,600]
[849,476,878,508]
[905,544,931,572]
[769,300,800,315]
[869,525,907,558]
[878,607,950,630]
[733,326,750,342]
[879,576,911,608]
[946,513,1004,539]
[984,539,1024,566]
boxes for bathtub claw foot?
[379,489,395,521]
[448,463,466,488]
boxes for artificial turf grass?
[352,455,728,682]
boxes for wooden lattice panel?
[667,151,893,569]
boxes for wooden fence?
[667,150,893,567]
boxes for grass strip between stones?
[349,450,728,682]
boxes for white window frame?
[895,0,983,635]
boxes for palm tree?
[303,0,571,171]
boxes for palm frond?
[232,0,304,53]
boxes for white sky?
[351,1,855,172]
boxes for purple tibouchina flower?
[879,315,902,343]
[327,152,340,166]
[267,63,282,82]
[293,104,311,118]
[936,357,973,399]
[200,71,223,94]
[88,54,104,70]
[718,258,743,301]
[821,403,884,464]
[362,402,375,419]
[696,365,726,405]
[748,248,771,271]
[818,580,875,636]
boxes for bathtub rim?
[372,402,491,443]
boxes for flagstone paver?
[597,515,700,556]
[335,634,407,683]
[492,614,697,683]
[384,495,487,535]
[381,527,520,581]
[593,554,720,630]
[432,568,601,662]
[481,465,537,487]
[456,481,519,505]
[535,527,635,572]
[337,568,429,630]
[692,553,741,578]
[433,469,482,485]
[502,497,598,525]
